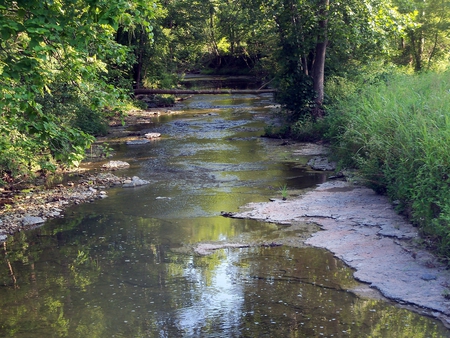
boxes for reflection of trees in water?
[0,216,447,337]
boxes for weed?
[279,184,288,200]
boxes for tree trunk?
[311,0,329,118]
[134,88,277,95]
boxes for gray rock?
[123,176,150,188]
[102,160,130,170]
[144,133,161,139]
[22,216,45,226]
[0,234,7,242]
[307,157,337,171]
[421,273,437,281]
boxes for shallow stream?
[0,85,448,337]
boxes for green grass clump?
[328,71,450,257]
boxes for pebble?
[421,273,437,281]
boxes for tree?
[311,0,329,116]
[394,0,450,71]
[0,0,155,182]
[264,0,399,117]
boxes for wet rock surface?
[232,180,450,327]
[0,172,149,242]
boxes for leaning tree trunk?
[311,0,329,118]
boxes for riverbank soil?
[232,179,450,327]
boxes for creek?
[0,80,448,337]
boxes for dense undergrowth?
[322,70,450,258]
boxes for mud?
[232,179,450,327]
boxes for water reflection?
[1,226,447,337]
[0,89,448,337]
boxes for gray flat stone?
[22,216,45,226]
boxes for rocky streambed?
[0,167,149,242]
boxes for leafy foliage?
[0,0,155,183]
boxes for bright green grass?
[329,71,450,258]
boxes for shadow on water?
[0,80,448,336]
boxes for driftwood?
[134,88,277,95]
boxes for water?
[0,89,448,337]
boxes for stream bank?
[230,179,450,328]
[0,108,175,242]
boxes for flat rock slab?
[233,180,450,326]
[22,216,46,226]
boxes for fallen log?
[134,88,277,95]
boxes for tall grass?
[327,71,450,258]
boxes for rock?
[0,234,7,242]
[144,133,161,139]
[123,176,150,188]
[126,140,150,145]
[421,273,437,281]
[307,157,337,171]
[22,216,45,226]
[102,161,130,170]
[47,211,61,217]
[220,211,235,217]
